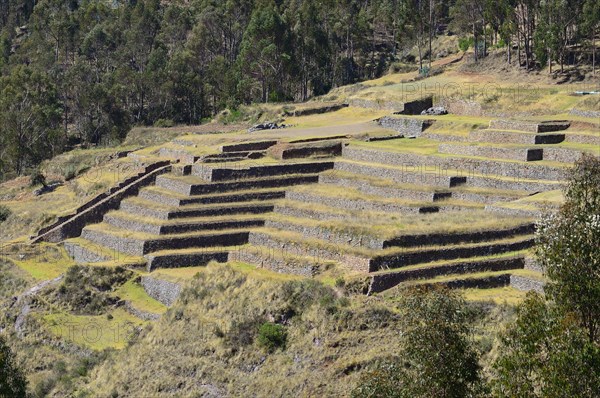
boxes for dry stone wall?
[342,147,567,182]
[438,144,543,161]
[377,117,433,136]
[34,162,171,243]
[369,257,524,293]
[140,276,182,306]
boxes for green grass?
[114,279,167,314]
[8,243,75,281]
[42,308,147,350]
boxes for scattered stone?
[248,122,289,133]
[421,106,448,115]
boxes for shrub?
[257,322,287,352]
[458,37,474,52]
[0,205,11,223]
[29,168,46,187]
[153,118,175,128]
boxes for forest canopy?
[0,0,598,179]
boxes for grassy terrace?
[250,226,533,259]
[273,200,532,236]
[349,138,575,168]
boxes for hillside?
[0,54,599,396]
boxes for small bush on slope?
[48,266,132,315]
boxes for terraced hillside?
[31,114,597,303]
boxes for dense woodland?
[0,0,599,179]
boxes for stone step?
[119,197,275,220]
[334,160,467,188]
[156,173,319,196]
[104,210,265,235]
[265,217,533,251]
[342,146,567,181]
[438,143,544,162]
[269,141,343,160]
[81,223,250,256]
[464,174,561,193]
[247,228,533,273]
[228,245,336,277]
[383,223,535,249]
[319,173,452,202]
[368,255,526,293]
[469,130,565,145]
[488,119,570,133]
[285,189,441,215]
[221,140,278,152]
[370,236,534,272]
[413,273,512,290]
[145,247,231,271]
[64,238,146,266]
[192,161,334,181]
[247,229,372,272]
[139,186,286,207]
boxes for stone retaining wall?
[285,191,435,215]
[123,301,161,321]
[221,140,278,152]
[432,274,511,289]
[510,275,545,293]
[370,238,534,272]
[565,133,600,146]
[423,132,468,142]
[265,219,383,250]
[342,147,566,182]
[377,117,433,136]
[350,96,433,114]
[229,246,319,277]
[140,276,182,306]
[438,144,543,162]
[269,142,342,160]
[158,148,199,164]
[469,130,565,145]
[247,231,371,272]
[319,174,443,202]
[541,147,587,163]
[569,108,600,118]
[369,257,524,293]
[34,162,171,243]
[438,98,483,116]
[489,120,570,133]
[146,251,229,271]
[335,160,463,188]
[193,162,334,181]
[383,224,534,249]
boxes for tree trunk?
[473,23,478,62]
[593,28,596,76]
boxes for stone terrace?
[54,118,593,294]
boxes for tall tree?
[353,287,481,398]
[0,66,62,176]
[0,335,27,398]
[535,154,600,343]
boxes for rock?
[248,122,288,133]
[421,106,448,115]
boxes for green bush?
[458,37,474,52]
[29,168,46,187]
[0,205,11,223]
[153,118,175,128]
[257,322,287,352]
